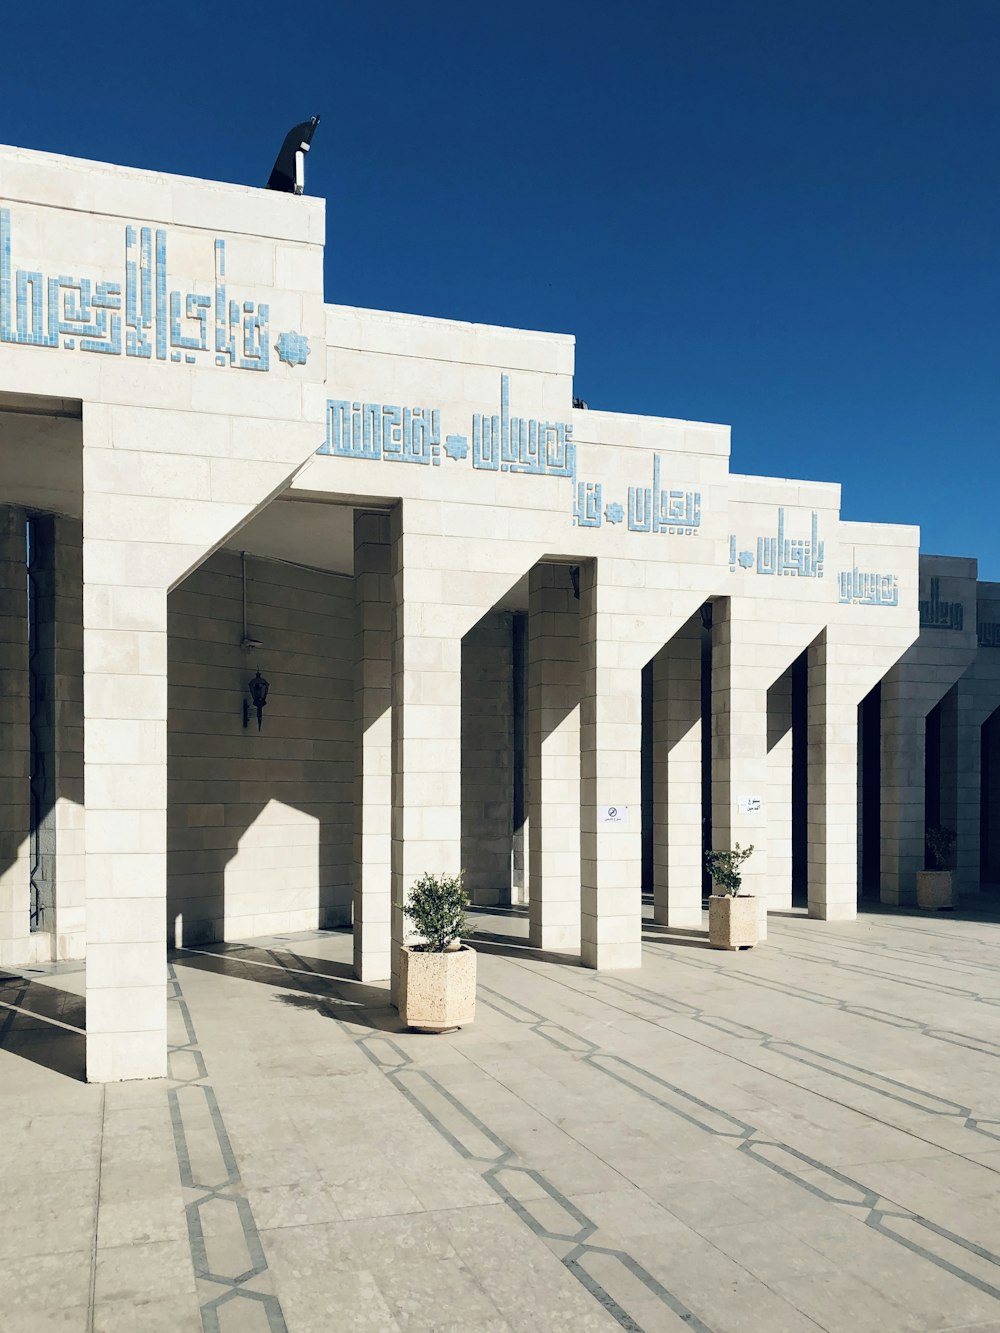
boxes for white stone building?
[1,141,991,1086]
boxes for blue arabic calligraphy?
[0,208,269,370]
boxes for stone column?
[943,648,1000,895]
[879,556,978,905]
[389,507,463,1005]
[807,631,862,921]
[30,515,86,960]
[527,565,580,951]
[84,574,168,1083]
[462,611,513,908]
[710,600,769,903]
[766,665,794,911]
[879,678,928,906]
[938,683,968,887]
[579,562,643,969]
[352,511,392,982]
[651,612,703,929]
[0,506,30,967]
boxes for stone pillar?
[462,612,513,908]
[710,601,769,902]
[389,507,463,1005]
[527,565,580,951]
[651,612,703,929]
[30,515,86,960]
[937,684,967,887]
[83,575,168,1083]
[0,506,30,967]
[879,556,978,905]
[943,649,1000,895]
[984,710,1000,888]
[766,665,794,911]
[807,631,861,921]
[511,612,528,906]
[879,678,927,906]
[352,512,392,982]
[579,562,643,969]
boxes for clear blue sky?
[5,2,999,572]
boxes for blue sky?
[5,2,999,571]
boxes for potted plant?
[398,871,476,1031]
[705,844,757,949]
[917,826,956,910]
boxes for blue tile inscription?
[729,509,825,578]
[319,375,701,538]
[0,207,308,373]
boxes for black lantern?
[243,668,270,731]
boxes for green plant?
[926,826,956,872]
[401,871,469,952]
[704,844,755,897]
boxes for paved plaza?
[3,904,1000,1332]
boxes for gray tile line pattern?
[166,961,289,1333]
[348,1024,716,1333]
[178,935,1000,1322]
[757,944,1000,1008]
[641,937,1000,1061]
[833,915,1000,947]
[181,937,1000,1146]
[473,978,1000,1308]
[199,942,718,1333]
[762,925,1000,980]
[579,971,1000,1151]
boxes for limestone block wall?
[982,699,1000,888]
[880,556,978,904]
[167,550,353,945]
[766,664,794,910]
[942,581,1000,892]
[353,512,392,982]
[461,610,514,906]
[528,566,581,948]
[651,611,703,929]
[31,514,85,959]
[0,506,30,966]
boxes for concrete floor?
[3,902,1000,1332]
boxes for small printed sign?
[737,795,762,815]
[599,805,630,826]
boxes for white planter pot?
[709,894,759,950]
[916,870,954,911]
[399,944,477,1031]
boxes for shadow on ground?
[171,944,396,1030]
[0,972,86,1080]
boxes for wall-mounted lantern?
[243,668,270,731]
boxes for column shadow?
[170,944,394,1030]
[0,972,86,1080]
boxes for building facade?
[0,143,993,1085]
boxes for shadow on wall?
[166,550,354,948]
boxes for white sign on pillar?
[737,795,762,815]
[599,805,630,827]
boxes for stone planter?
[399,944,477,1031]
[916,870,955,911]
[709,895,759,950]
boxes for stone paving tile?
[92,1237,198,1307]
[8,1306,90,1333]
[92,1296,202,1331]
[0,1167,98,1261]
[0,1248,92,1317]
